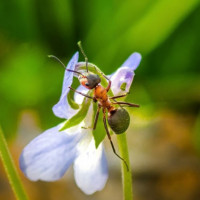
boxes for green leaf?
[92,102,106,148]
[120,82,127,91]
[59,98,91,131]
[67,90,80,110]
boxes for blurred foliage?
[0,0,199,141]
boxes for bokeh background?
[1,0,200,199]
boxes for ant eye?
[85,82,89,86]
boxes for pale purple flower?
[19,51,141,195]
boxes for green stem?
[0,126,29,200]
[117,132,133,200]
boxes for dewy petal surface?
[110,52,141,95]
[19,123,85,181]
[53,52,79,119]
[73,139,108,195]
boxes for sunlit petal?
[110,52,141,95]
[110,66,134,95]
[53,52,79,119]
[121,52,142,70]
[20,123,84,181]
[74,140,108,195]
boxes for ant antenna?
[77,41,88,72]
[48,55,84,76]
[48,55,66,69]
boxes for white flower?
[19,51,141,195]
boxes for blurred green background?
[0,0,200,200]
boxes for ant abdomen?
[108,108,130,134]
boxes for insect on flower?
[19,42,141,195]
[50,42,140,171]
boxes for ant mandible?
[50,42,139,171]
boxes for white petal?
[74,85,89,105]
[74,140,108,195]
[83,102,94,128]
[19,123,85,181]
[52,52,79,119]
[121,52,142,70]
[111,66,134,95]
[110,52,141,95]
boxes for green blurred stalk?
[0,126,29,200]
[107,86,133,199]
[117,133,133,200]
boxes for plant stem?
[117,133,133,200]
[0,126,29,200]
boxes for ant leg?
[103,75,112,92]
[69,86,96,101]
[93,104,101,130]
[102,109,129,171]
[109,93,128,99]
[112,101,140,107]
[111,99,123,109]
[110,94,130,109]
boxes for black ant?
[49,42,139,171]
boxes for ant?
[49,42,139,171]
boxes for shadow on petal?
[73,139,108,195]
[20,124,84,181]
[53,52,79,119]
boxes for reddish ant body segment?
[49,42,139,171]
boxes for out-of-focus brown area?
[1,109,200,200]
[130,110,200,200]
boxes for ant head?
[49,42,101,89]
[79,73,101,89]
[77,41,101,89]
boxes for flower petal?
[121,52,142,70]
[53,52,79,119]
[110,52,142,95]
[110,67,134,95]
[83,102,94,128]
[73,140,108,195]
[74,85,89,104]
[19,123,84,181]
